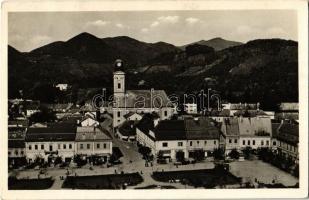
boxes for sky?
[8,10,297,52]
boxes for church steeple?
[113,59,125,97]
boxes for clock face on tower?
[115,59,123,70]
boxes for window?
[247,140,250,145]
[15,150,18,155]
[69,144,72,149]
[204,141,207,145]
[178,142,183,147]
[118,83,121,89]
[8,151,11,156]
[162,142,168,147]
[117,111,121,117]
[243,140,245,145]
[234,139,237,143]
[273,141,276,146]
[87,144,90,149]
[190,141,192,146]
[214,140,216,145]
[164,111,168,116]
[63,144,66,149]
[197,141,200,146]
[21,151,24,155]
[261,140,264,146]
[80,144,83,149]
[35,145,38,150]
[29,145,32,150]
[253,140,255,145]
[58,144,61,149]
[229,139,232,143]
[97,143,100,148]
[266,140,269,146]
[103,143,107,149]
[41,144,44,150]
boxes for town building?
[80,115,100,127]
[276,102,299,121]
[136,115,220,160]
[112,59,174,128]
[8,139,26,166]
[25,125,76,163]
[274,121,299,163]
[220,117,272,154]
[75,126,112,162]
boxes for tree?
[29,105,56,124]
[242,147,252,160]
[213,148,225,160]
[229,149,240,159]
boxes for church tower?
[113,59,125,98]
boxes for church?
[112,59,175,128]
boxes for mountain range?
[8,32,298,110]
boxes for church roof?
[114,89,173,108]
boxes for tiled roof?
[137,116,220,141]
[223,118,240,136]
[76,126,111,141]
[115,89,173,108]
[184,118,220,140]
[26,126,76,142]
[277,123,299,145]
[279,103,299,111]
[9,139,25,148]
[219,109,230,117]
[233,110,267,117]
[154,120,186,141]
[271,123,281,137]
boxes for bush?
[229,149,240,159]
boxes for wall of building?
[75,141,112,156]
[277,140,298,160]
[239,136,271,149]
[8,148,25,158]
[155,140,188,159]
[25,141,75,162]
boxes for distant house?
[25,104,40,117]
[276,102,299,120]
[55,83,69,91]
[8,119,29,128]
[75,126,112,162]
[8,139,26,165]
[184,103,198,114]
[43,103,73,113]
[80,116,99,127]
[123,112,143,121]
[25,125,76,163]
[136,116,220,160]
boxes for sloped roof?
[137,116,220,141]
[277,123,299,145]
[9,139,25,148]
[223,118,240,136]
[154,120,186,141]
[76,126,111,141]
[26,126,76,142]
[123,112,140,119]
[184,118,220,140]
[279,103,299,111]
[219,109,230,117]
[233,110,267,117]
[271,123,281,138]
[115,89,173,108]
